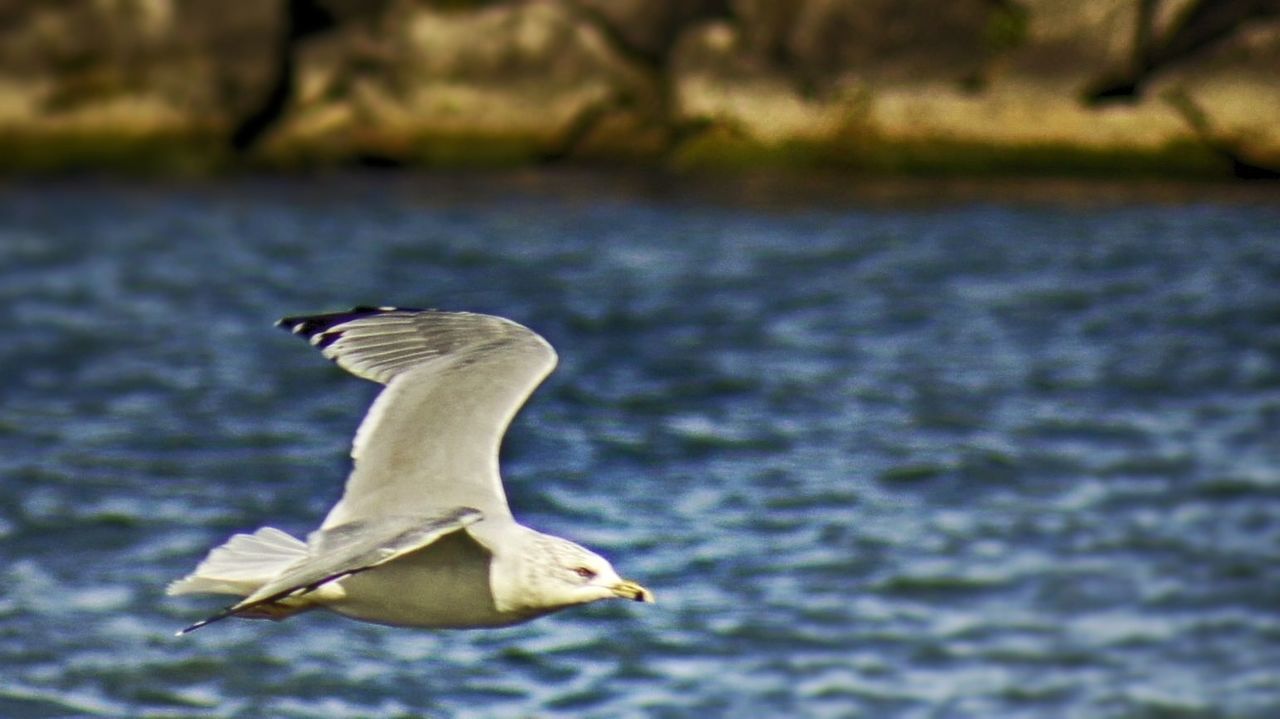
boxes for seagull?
[168,306,652,635]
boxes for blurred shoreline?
[3,167,1277,211]
[1,1,1278,179]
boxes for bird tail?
[167,526,307,597]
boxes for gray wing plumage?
[277,307,557,527]
[177,508,483,634]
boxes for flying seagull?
[168,306,652,634]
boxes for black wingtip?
[275,305,427,334]
[175,606,237,636]
[276,306,435,357]
[175,620,206,636]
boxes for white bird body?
[168,307,652,634]
[329,527,512,629]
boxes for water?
[1,173,1278,718]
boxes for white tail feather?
[167,527,306,597]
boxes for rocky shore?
[1,0,1277,177]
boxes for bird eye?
[574,567,597,580]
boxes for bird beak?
[611,579,655,603]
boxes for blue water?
[1,173,1278,718]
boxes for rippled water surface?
[1,174,1278,718]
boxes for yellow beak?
[611,579,655,603]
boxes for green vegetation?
[0,130,230,176]
[671,127,1230,179]
[0,124,1234,179]
[404,132,550,167]
[984,1,1030,55]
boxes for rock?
[776,0,996,89]
[0,0,1275,175]
[0,0,283,171]
[566,0,732,67]
[1150,18,1280,173]
[263,1,652,165]
[669,0,1278,175]
[671,21,838,146]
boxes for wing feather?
[177,508,483,634]
[277,307,557,527]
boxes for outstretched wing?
[177,508,483,634]
[277,306,557,527]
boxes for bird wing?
[276,306,557,527]
[177,508,484,634]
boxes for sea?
[0,171,1278,718]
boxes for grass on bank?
[0,126,1239,180]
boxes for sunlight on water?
[1,174,1278,717]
